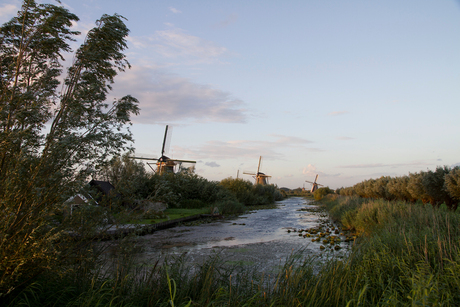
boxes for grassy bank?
[5,196,460,306]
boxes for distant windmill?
[130,125,196,174]
[305,174,323,193]
[243,156,271,185]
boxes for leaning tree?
[0,0,139,294]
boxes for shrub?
[216,200,246,215]
[313,187,333,200]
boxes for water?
[194,197,322,248]
[120,197,344,272]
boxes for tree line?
[336,166,460,210]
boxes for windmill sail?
[129,125,196,174]
[305,174,324,193]
[244,156,271,185]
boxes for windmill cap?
[158,155,170,162]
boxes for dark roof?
[89,180,116,195]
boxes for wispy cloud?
[213,13,238,28]
[0,3,18,23]
[112,66,247,124]
[169,7,181,14]
[302,164,323,176]
[328,111,349,116]
[269,134,313,145]
[335,136,354,140]
[302,165,341,184]
[339,161,431,169]
[205,161,220,168]
[180,134,319,161]
[126,25,233,66]
[152,28,228,63]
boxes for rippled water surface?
[194,197,321,248]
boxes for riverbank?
[10,195,458,306]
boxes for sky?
[1,0,460,189]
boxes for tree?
[421,166,456,209]
[445,167,460,210]
[313,186,333,200]
[99,153,149,202]
[407,172,433,204]
[0,0,138,294]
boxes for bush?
[216,200,246,215]
[313,187,333,200]
[219,177,284,206]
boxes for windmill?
[130,125,196,174]
[243,156,271,185]
[305,174,323,193]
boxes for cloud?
[339,161,431,169]
[151,27,229,64]
[112,66,247,123]
[0,3,18,22]
[183,134,317,161]
[328,111,349,116]
[205,161,220,168]
[169,7,181,14]
[213,13,238,28]
[302,164,341,180]
[269,134,313,145]
[302,164,323,176]
[336,136,354,140]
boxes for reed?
[5,196,460,306]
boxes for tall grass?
[5,196,460,306]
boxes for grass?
[128,207,211,224]
[5,195,460,306]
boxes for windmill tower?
[130,125,196,174]
[305,174,323,193]
[244,156,271,185]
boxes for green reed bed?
[5,196,460,306]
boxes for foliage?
[139,172,237,208]
[0,1,138,295]
[444,167,460,201]
[338,165,460,210]
[280,187,312,197]
[220,177,284,206]
[313,186,333,200]
[98,153,148,203]
[6,195,460,306]
[216,199,246,215]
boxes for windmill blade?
[129,156,159,161]
[161,125,173,156]
[314,174,319,183]
[305,180,314,184]
[146,162,157,172]
[243,172,256,175]
[169,159,196,164]
[257,156,262,174]
[317,184,324,187]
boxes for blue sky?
[2,0,460,189]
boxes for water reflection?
[193,197,321,248]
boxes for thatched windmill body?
[244,156,271,185]
[305,174,323,193]
[130,125,196,174]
